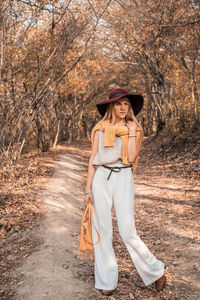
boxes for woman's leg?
[91,166,118,290]
[113,168,165,286]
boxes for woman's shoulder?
[91,120,105,142]
[92,119,110,131]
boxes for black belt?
[102,164,133,180]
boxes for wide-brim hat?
[96,88,144,117]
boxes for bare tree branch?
[163,18,200,27]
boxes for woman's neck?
[113,118,126,126]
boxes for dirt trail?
[14,145,200,300]
[14,152,94,300]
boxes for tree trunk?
[53,119,60,149]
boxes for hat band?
[110,93,126,99]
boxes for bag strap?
[88,203,100,245]
[82,202,90,221]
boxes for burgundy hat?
[96,88,144,117]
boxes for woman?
[84,88,166,296]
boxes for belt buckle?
[113,167,121,172]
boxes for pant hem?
[95,284,117,291]
[143,268,165,286]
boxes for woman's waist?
[102,160,132,168]
[99,161,133,180]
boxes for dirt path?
[13,145,200,300]
[14,152,95,300]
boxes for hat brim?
[96,94,144,117]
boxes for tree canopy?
[0,0,199,165]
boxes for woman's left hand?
[126,121,137,133]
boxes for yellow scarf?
[91,119,143,174]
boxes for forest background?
[0,0,199,165]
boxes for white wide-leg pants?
[91,163,165,290]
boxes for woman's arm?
[127,130,141,163]
[84,130,99,205]
[126,121,142,163]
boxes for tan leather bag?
[80,202,100,252]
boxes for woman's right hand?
[84,192,94,206]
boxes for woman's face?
[113,97,130,120]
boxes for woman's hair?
[101,97,143,132]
